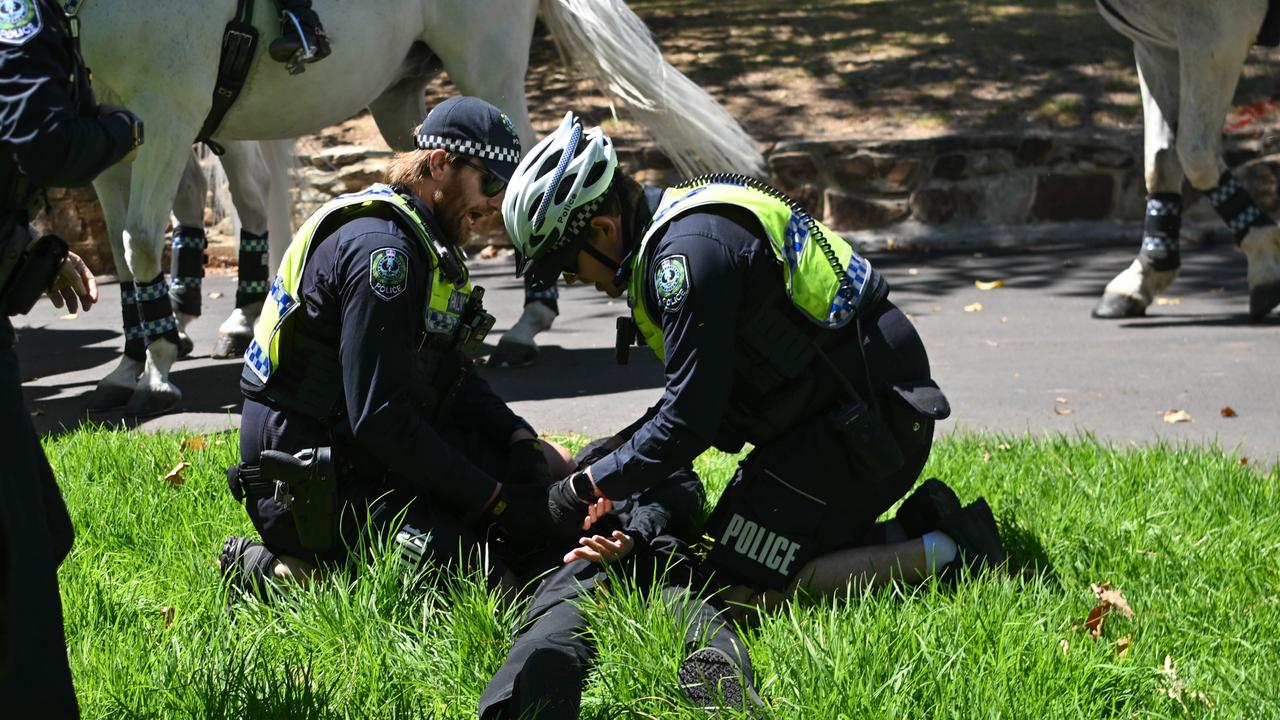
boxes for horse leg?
[169,147,208,359]
[86,160,145,410]
[122,121,196,415]
[1095,42,1185,318]
[1174,32,1280,320]
[212,141,271,359]
[367,44,439,151]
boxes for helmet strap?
[581,241,621,273]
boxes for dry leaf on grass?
[1220,406,1238,418]
[1059,638,1070,655]
[1163,409,1193,424]
[1054,406,1073,416]
[208,292,223,299]
[975,279,1004,290]
[1157,656,1214,708]
[1115,634,1132,659]
[964,302,983,313]
[1084,583,1134,640]
[1154,296,1181,305]
[1238,457,1250,466]
[163,462,191,487]
[182,435,207,452]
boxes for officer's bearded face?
[432,162,504,246]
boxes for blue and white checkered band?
[536,194,606,256]
[1206,175,1243,207]
[240,235,269,253]
[140,314,178,340]
[1146,197,1181,216]
[782,213,810,271]
[135,278,168,302]
[171,232,207,250]
[826,255,871,328]
[120,288,138,304]
[414,134,521,165]
[1141,235,1175,253]
[124,324,146,340]
[268,276,294,315]
[1229,205,1263,235]
[245,338,270,381]
[238,279,269,295]
[169,277,201,289]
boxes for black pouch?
[1,229,68,316]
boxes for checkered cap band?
[416,134,521,165]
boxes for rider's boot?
[268,1,331,73]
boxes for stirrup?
[271,11,328,75]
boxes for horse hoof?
[489,338,539,368]
[211,334,252,360]
[1249,282,1280,321]
[86,384,134,411]
[125,387,182,417]
[177,331,195,360]
[1091,294,1147,319]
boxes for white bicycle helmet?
[502,111,618,286]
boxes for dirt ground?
[306,0,1280,155]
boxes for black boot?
[268,8,330,74]
[219,535,279,602]
[678,647,765,717]
[939,498,1007,572]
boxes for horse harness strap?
[196,0,259,154]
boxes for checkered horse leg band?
[168,226,207,317]
[524,277,559,309]
[1138,193,1182,272]
[119,280,146,361]
[1206,171,1275,243]
[135,273,180,345]
[236,230,270,309]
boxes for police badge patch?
[369,247,408,301]
[0,0,41,46]
[654,254,690,312]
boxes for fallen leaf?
[1059,638,1070,655]
[1154,296,1181,305]
[1239,457,1249,466]
[1055,396,1069,404]
[1054,406,1073,416]
[1085,603,1108,639]
[1220,406,1237,418]
[907,267,920,276]
[182,435,207,452]
[1115,634,1132,659]
[60,313,78,320]
[478,245,499,259]
[975,279,1004,290]
[30,408,44,417]
[1163,409,1193,424]
[982,451,991,462]
[964,302,983,313]
[163,462,191,487]
[1091,583,1134,619]
[208,292,223,299]
[161,606,176,628]
[931,305,942,313]
[996,443,1011,450]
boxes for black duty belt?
[227,462,296,508]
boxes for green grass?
[49,428,1280,718]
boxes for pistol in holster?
[227,447,338,552]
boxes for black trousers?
[0,343,80,718]
[478,537,752,720]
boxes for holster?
[0,224,68,316]
[827,393,904,480]
[228,447,338,552]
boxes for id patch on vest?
[369,247,408,301]
[0,0,41,46]
[654,254,689,312]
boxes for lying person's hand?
[563,530,634,565]
[581,496,613,531]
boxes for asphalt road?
[14,240,1279,470]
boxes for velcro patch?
[369,247,408,301]
[0,0,42,46]
[654,254,690,312]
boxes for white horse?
[1093,0,1280,321]
[78,0,763,414]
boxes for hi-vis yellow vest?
[628,180,880,361]
[244,184,473,385]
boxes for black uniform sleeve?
[332,226,498,511]
[589,225,746,499]
[0,36,132,187]
[621,466,706,547]
[452,360,533,439]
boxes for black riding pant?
[0,343,80,718]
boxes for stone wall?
[42,128,1280,272]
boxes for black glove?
[573,436,617,471]
[504,438,552,487]
[488,472,594,542]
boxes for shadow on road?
[478,344,665,403]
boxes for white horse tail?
[260,138,298,275]
[540,0,764,177]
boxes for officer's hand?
[504,437,552,486]
[563,530,635,565]
[488,477,588,542]
[45,251,97,313]
[98,104,144,163]
[581,496,614,531]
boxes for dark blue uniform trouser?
[0,345,80,718]
[477,537,752,720]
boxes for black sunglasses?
[455,156,507,198]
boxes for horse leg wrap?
[136,273,180,346]
[523,280,559,315]
[1206,170,1276,243]
[119,280,146,361]
[1138,193,1182,272]
[168,226,208,317]
[236,230,270,309]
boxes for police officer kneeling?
[501,113,1007,709]
[221,97,589,596]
